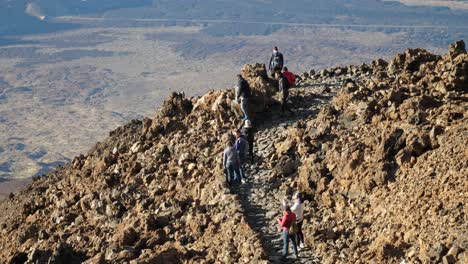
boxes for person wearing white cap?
[283,192,305,248]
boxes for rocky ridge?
[0,41,466,263]
[0,87,269,263]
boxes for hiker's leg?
[240,99,249,121]
[240,162,247,179]
[281,97,286,113]
[229,164,237,184]
[274,65,281,74]
[243,159,248,178]
[226,164,233,185]
[290,233,298,256]
[234,166,241,183]
[282,230,289,256]
[249,141,254,163]
[283,96,292,112]
[238,161,245,179]
[297,221,304,245]
[225,168,229,185]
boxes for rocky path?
[237,82,339,263]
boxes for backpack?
[242,80,251,98]
[280,76,290,92]
[237,137,249,160]
[289,220,298,234]
[272,52,282,66]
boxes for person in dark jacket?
[234,129,249,182]
[269,46,284,77]
[236,74,251,121]
[241,120,255,164]
[275,72,293,114]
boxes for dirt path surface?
[237,82,339,263]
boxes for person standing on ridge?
[241,120,255,164]
[282,66,296,87]
[234,129,249,183]
[283,192,305,249]
[235,74,251,121]
[222,137,241,185]
[277,205,299,259]
[275,71,293,114]
[269,46,284,77]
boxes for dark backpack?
[280,76,290,91]
[272,52,283,66]
[241,79,251,98]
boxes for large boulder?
[241,63,278,114]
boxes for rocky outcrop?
[0,89,267,263]
[241,63,278,115]
[279,41,467,263]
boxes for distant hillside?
[2,0,468,39]
[0,0,151,37]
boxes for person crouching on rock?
[277,205,299,259]
[223,137,241,185]
[236,74,251,122]
[241,120,255,164]
[275,71,293,115]
[234,129,249,183]
[283,192,305,249]
[282,66,296,87]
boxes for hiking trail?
[237,81,339,263]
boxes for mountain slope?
[0,41,466,263]
[0,88,268,263]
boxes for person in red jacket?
[282,67,296,87]
[277,205,298,259]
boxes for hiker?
[282,67,296,87]
[283,192,305,248]
[269,46,284,77]
[241,120,255,164]
[236,74,251,121]
[275,72,293,114]
[234,129,249,182]
[222,137,241,185]
[258,64,269,80]
[277,205,298,259]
